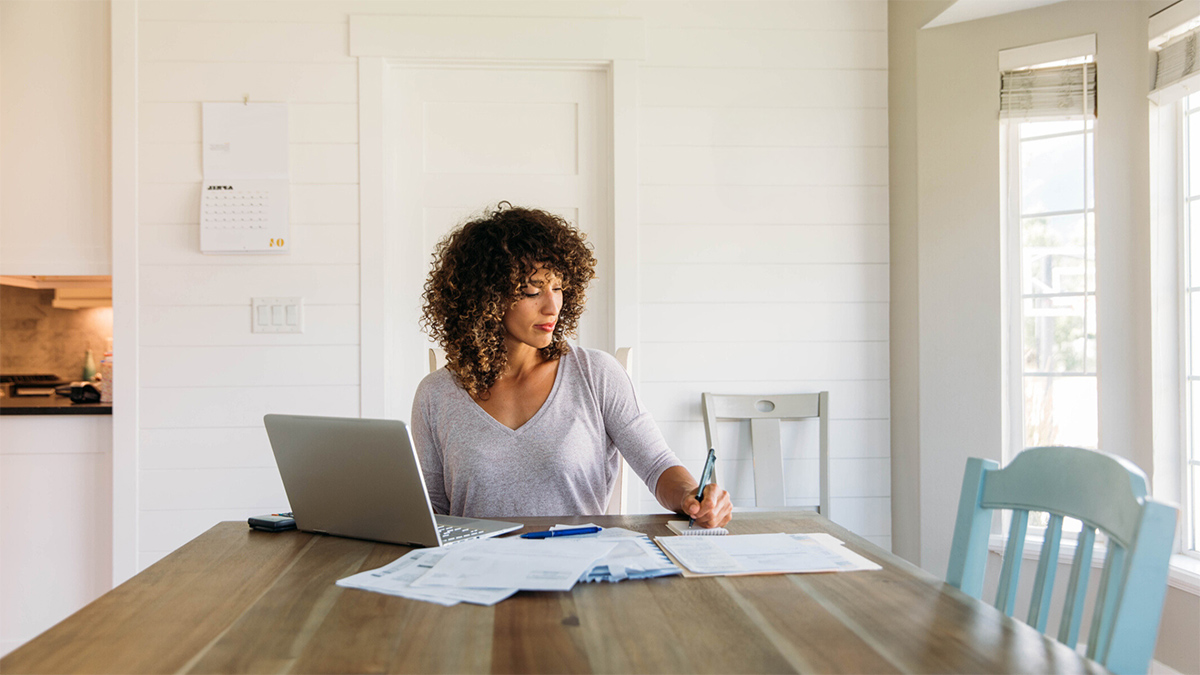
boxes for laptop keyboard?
[437,524,486,544]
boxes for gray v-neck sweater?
[410,346,682,517]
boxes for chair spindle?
[1057,525,1096,647]
[1086,541,1126,662]
[1027,514,1063,630]
[994,510,1028,616]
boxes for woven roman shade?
[1000,62,1096,120]
[1151,26,1200,104]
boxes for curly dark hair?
[420,204,597,398]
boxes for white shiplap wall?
[630,2,890,550]
[136,9,361,568]
[134,0,889,568]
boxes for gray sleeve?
[411,377,450,515]
[588,351,683,495]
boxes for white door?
[383,65,612,421]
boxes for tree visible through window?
[1015,119,1097,451]
[1006,116,1097,533]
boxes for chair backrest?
[700,392,829,518]
[605,347,633,515]
[429,347,447,373]
[429,345,634,515]
[946,447,1177,675]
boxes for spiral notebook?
[666,520,728,536]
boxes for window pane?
[1021,134,1086,214]
[1191,112,1200,197]
[1085,295,1097,373]
[1086,212,1095,291]
[1191,293,1200,377]
[1022,214,1086,294]
[1020,120,1085,139]
[1191,464,1200,551]
[1086,133,1094,210]
[1023,376,1098,448]
[1024,296,1087,372]
[1188,92,1200,110]
[1191,382,1200,460]
[1190,200,1200,283]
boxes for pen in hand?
[690,448,717,527]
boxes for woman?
[411,204,733,528]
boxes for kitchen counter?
[0,396,111,415]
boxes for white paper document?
[790,533,882,572]
[336,548,517,606]
[580,527,681,582]
[656,533,882,575]
[411,538,618,592]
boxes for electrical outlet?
[252,297,303,333]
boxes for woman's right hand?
[681,483,733,528]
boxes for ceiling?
[923,0,1070,29]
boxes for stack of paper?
[580,527,681,583]
[335,547,517,606]
[409,537,618,592]
[655,532,882,576]
[337,525,683,606]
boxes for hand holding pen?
[683,448,732,528]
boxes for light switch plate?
[252,297,303,333]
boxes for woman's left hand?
[681,483,733,528]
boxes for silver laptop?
[263,414,522,547]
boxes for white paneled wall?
[137,8,361,567]
[631,1,890,549]
[133,0,889,567]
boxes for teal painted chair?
[946,447,1177,675]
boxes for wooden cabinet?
[0,1,111,275]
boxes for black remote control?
[248,512,296,532]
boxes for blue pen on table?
[520,526,602,539]
[691,447,717,527]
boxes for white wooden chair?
[701,392,830,518]
[428,346,634,514]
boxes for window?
[1001,48,1098,534]
[1178,92,1200,555]
[1007,117,1097,453]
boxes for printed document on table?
[656,532,881,576]
[337,548,517,606]
[584,527,681,582]
[789,533,881,572]
[411,538,618,592]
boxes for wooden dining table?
[1,511,1106,674]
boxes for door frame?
[353,16,644,512]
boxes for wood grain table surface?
[1,512,1107,674]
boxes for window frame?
[1003,116,1099,469]
[1177,93,1200,558]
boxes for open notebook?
[666,520,729,536]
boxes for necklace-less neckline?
[461,348,569,434]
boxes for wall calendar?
[200,102,289,254]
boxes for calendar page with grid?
[200,178,289,254]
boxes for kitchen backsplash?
[0,285,112,380]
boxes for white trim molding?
[349,15,644,61]
[1151,0,1200,45]
[110,0,139,585]
[998,33,1095,71]
[989,535,1200,596]
[352,15,644,423]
